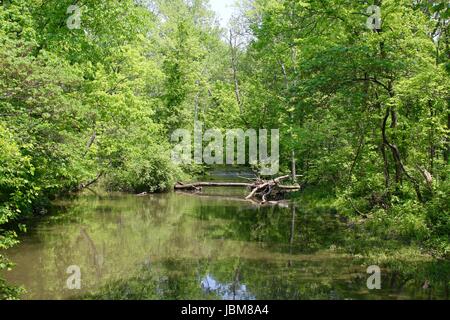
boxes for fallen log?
[175,175,302,203]
[277,185,302,190]
[175,182,253,189]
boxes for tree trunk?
[229,29,242,113]
[382,106,423,202]
[291,150,297,183]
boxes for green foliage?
[1,0,449,298]
[0,124,32,298]
[104,141,182,193]
[0,0,228,298]
[237,0,449,258]
[425,185,450,257]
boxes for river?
[2,185,449,299]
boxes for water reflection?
[201,275,255,300]
[1,191,448,300]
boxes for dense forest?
[0,0,449,299]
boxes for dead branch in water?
[174,175,302,203]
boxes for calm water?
[2,188,449,300]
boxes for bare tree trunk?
[194,80,200,123]
[291,150,297,183]
[381,142,390,189]
[382,106,423,202]
[229,29,242,113]
[83,130,96,157]
[428,100,436,175]
[279,59,298,183]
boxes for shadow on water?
[1,189,449,300]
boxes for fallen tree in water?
[174,175,301,203]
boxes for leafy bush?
[104,139,184,193]
[425,187,450,258]
[0,125,34,299]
